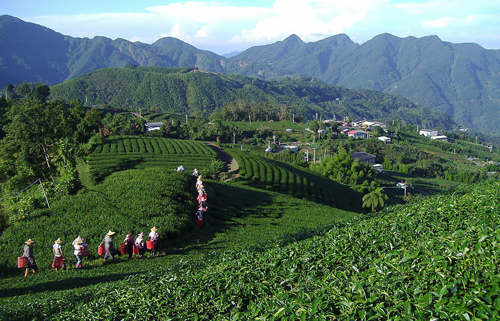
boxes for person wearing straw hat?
[22,239,38,277]
[72,236,87,269]
[196,176,203,189]
[103,230,116,262]
[192,168,200,177]
[148,227,159,256]
[52,238,67,271]
[135,232,145,259]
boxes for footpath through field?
[204,143,239,181]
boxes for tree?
[362,187,388,212]
[16,83,32,98]
[3,98,99,183]
[32,84,51,102]
[4,84,14,101]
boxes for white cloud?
[422,17,454,29]
[233,0,388,44]
[22,0,500,53]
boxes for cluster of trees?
[217,99,295,122]
[0,88,102,227]
[309,148,376,191]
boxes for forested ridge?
[50,66,456,130]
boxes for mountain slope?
[0,15,226,87]
[50,66,457,129]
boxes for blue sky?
[3,0,499,54]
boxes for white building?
[146,122,163,132]
[378,136,392,143]
[419,129,439,137]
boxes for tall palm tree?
[362,187,388,212]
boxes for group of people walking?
[194,170,208,228]
[19,227,160,276]
[19,167,209,277]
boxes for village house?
[362,121,387,129]
[419,129,439,137]
[347,130,367,139]
[146,122,163,132]
[431,135,448,142]
[352,152,376,165]
[378,136,392,143]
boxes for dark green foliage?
[1,98,101,186]
[310,149,376,189]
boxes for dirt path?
[204,143,239,181]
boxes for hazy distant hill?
[50,66,456,130]
[0,15,498,136]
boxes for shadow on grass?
[0,270,141,299]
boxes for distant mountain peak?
[283,34,304,43]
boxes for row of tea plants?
[232,150,364,212]
[88,136,217,181]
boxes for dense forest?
[46,66,458,131]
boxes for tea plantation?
[0,134,498,320]
[0,177,498,319]
[88,136,217,182]
[231,150,364,212]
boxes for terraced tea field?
[231,150,364,212]
[88,136,217,181]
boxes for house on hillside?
[352,152,376,165]
[146,122,163,132]
[347,130,367,139]
[431,135,448,142]
[378,136,392,143]
[362,121,388,129]
[419,129,439,137]
[351,119,366,127]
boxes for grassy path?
[0,180,359,305]
[205,143,240,180]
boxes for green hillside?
[50,66,456,129]
[0,176,497,319]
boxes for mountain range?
[1,15,499,137]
